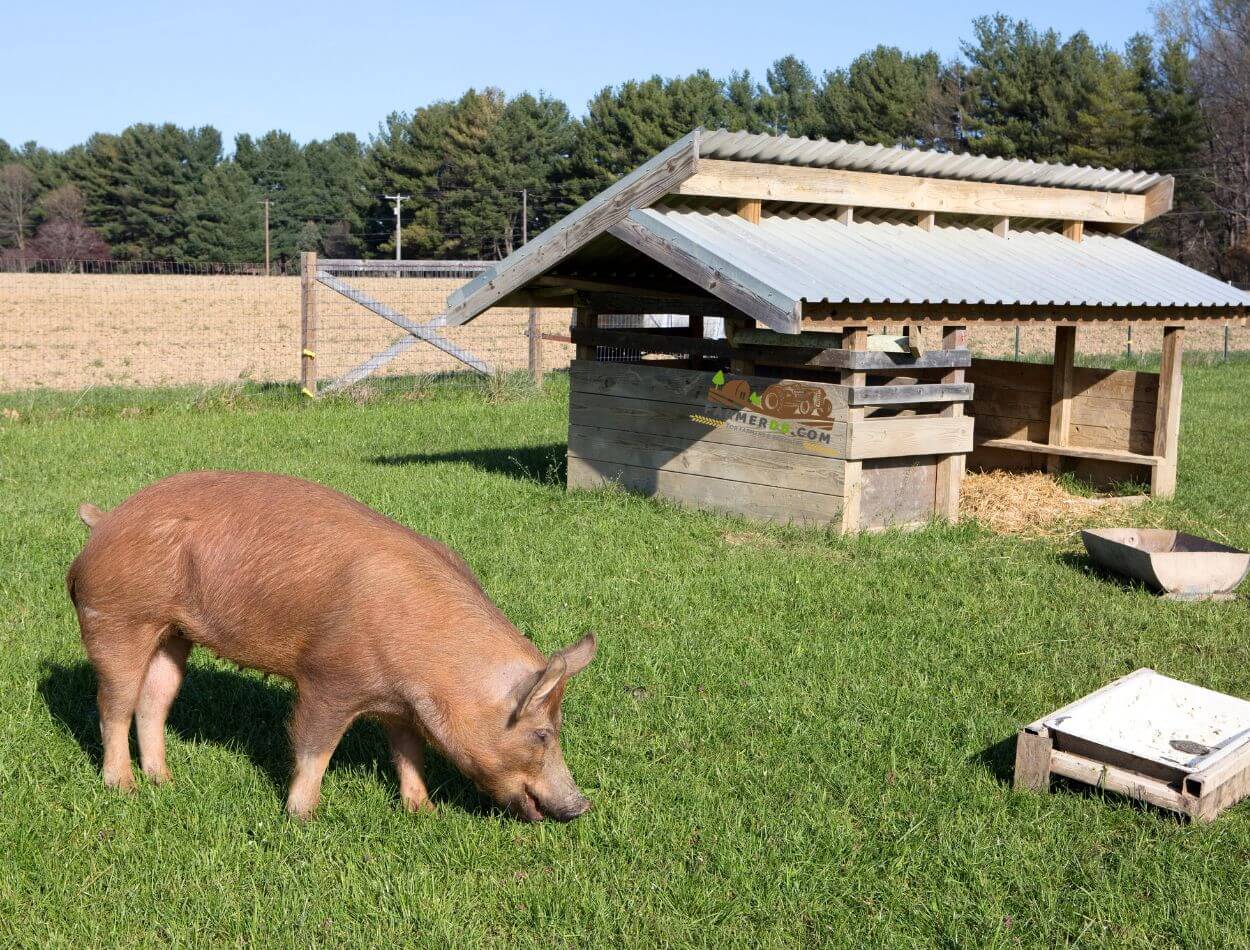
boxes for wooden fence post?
[574,307,598,362]
[840,325,869,534]
[300,251,318,397]
[1152,325,1184,497]
[528,306,542,384]
[1047,325,1077,475]
[935,324,967,521]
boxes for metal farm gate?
[299,252,493,396]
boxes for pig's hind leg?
[285,691,356,820]
[386,723,434,813]
[135,634,192,784]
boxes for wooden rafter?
[444,131,702,325]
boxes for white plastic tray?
[1045,669,1250,775]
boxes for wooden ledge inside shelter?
[966,325,1184,497]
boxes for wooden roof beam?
[608,210,802,334]
[672,159,1172,228]
[444,131,702,325]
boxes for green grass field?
[2,364,1250,947]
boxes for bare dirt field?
[0,274,574,392]
[0,272,1244,392]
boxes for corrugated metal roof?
[631,205,1250,309]
[699,130,1167,195]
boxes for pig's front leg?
[387,723,435,813]
[285,692,354,819]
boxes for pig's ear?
[554,633,597,678]
[519,654,568,717]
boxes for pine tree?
[1068,47,1150,169]
[181,162,264,263]
[303,132,369,257]
[365,101,456,257]
[234,131,315,261]
[962,15,1087,161]
[819,47,961,147]
[759,56,822,137]
[565,71,736,204]
[64,124,221,259]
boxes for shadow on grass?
[369,443,567,485]
[972,734,1018,786]
[39,660,492,816]
[974,732,1186,823]
[1055,550,1157,596]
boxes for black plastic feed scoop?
[1081,528,1250,601]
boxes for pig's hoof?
[285,799,318,822]
[103,770,137,794]
[144,767,173,785]
[400,797,435,815]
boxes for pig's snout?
[549,794,591,822]
[514,786,591,822]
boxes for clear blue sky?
[3,0,1157,153]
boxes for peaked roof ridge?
[697,128,1166,195]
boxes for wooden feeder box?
[1015,668,1250,821]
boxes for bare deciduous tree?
[29,220,110,270]
[0,163,39,267]
[39,183,87,226]
[1157,0,1250,280]
[29,183,109,268]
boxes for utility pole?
[385,193,408,261]
[263,197,270,276]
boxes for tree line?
[1,5,1247,281]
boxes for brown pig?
[65,470,596,821]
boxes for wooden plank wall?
[860,456,940,530]
[967,358,1159,485]
[567,361,847,525]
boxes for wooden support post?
[1013,727,1053,792]
[574,307,598,362]
[1152,325,1184,497]
[687,314,705,369]
[736,198,762,224]
[299,251,318,397]
[904,323,927,357]
[727,318,756,375]
[935,325,966,522]
[1046,326,1077,475]
[834,205,853,226]
[528,306,542,384]
[1063,219,1084,243]
[840,325,869,533]
[917,211,935,232]
[993,216,1010,238]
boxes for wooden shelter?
[444,130,1250,532]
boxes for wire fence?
[0,259,576,394]
[0,259,1247,395]
[308,260,573,390]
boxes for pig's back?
[69,471,452,677]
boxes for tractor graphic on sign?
[706,374,836,429]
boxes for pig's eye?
[532,728,553,745]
